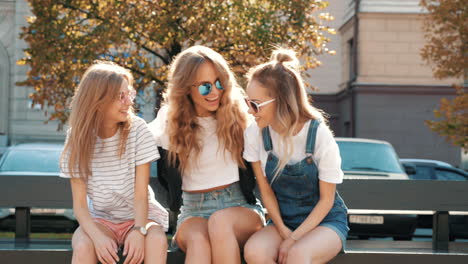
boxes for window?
[435,169,467,181]
[337,141,404,173]
[344,121,352,137]
[348,38,356,81]
[412,165,435,180]
[0,150,61,173]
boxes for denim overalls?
[262,119,349,246]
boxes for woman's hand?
[125,161,150,264]
[91,231,119,264]
[278,237,296,264]
[71,178,119,263]
[123,230,145,264]
[277,224,292,240]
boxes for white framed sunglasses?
[244,98,276,113]
[119,89,136,103]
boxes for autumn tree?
[18,0,336,128]
[420,0,468,150]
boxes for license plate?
[349,215,384,224]
[30,208,66,215]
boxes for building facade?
[311,0,463,167]
[1,0,65,153]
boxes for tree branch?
[59,1,170,65]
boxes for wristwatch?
[132,225,147,236]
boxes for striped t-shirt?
[60,116,168,231]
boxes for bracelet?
[289,233,299,241]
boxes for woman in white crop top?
[149,46,264,263]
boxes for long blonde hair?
[61,61,134,179]
[164,46,248,173]
[246,48,327,182]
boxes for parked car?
[336,138,417,240]
[401,159,468,181]
[0,143,77,232]
[401,159,468,240]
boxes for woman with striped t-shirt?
[60,61,168,264]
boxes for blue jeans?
[177,181,264,227]
[172,181,264,250]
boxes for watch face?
[140,227,147,236]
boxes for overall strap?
[262,127,273,152]
[305,119,321,154]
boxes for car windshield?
[0,149,61,173]
[337,141,404,173]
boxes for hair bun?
[271,48,300,69]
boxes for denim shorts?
[267,219,348,252]
[177,181,265,228]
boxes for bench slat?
[338,179,468,211]
[330,252,468,264]
[0,176,72,208]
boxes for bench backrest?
[1,175,467,250]
[1,176,467,211]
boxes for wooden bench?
[0,175,467,263]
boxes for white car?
[336,137,416,240]
[0,143,76,232]
[336,137,408,180]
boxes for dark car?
[0,143,77,232]
[336,138,417,240]
[401,159,468,240]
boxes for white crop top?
[148,106,239,191]
[243,120,344,184]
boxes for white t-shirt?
[148,106,239,191]
[243,120,343,184]
[60,116,168,231]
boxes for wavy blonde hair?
[164,46,248,173]
[246,48,327,182]
[61,61,134,179]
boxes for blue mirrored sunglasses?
[198,79,224,96]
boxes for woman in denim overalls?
[243,48,349,264]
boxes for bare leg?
[176,217,211,264]
[286,226,342,264]
[144,223,168,264]
[243,225,282,264]
[208,207,263,264]
[71,223,116,264]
